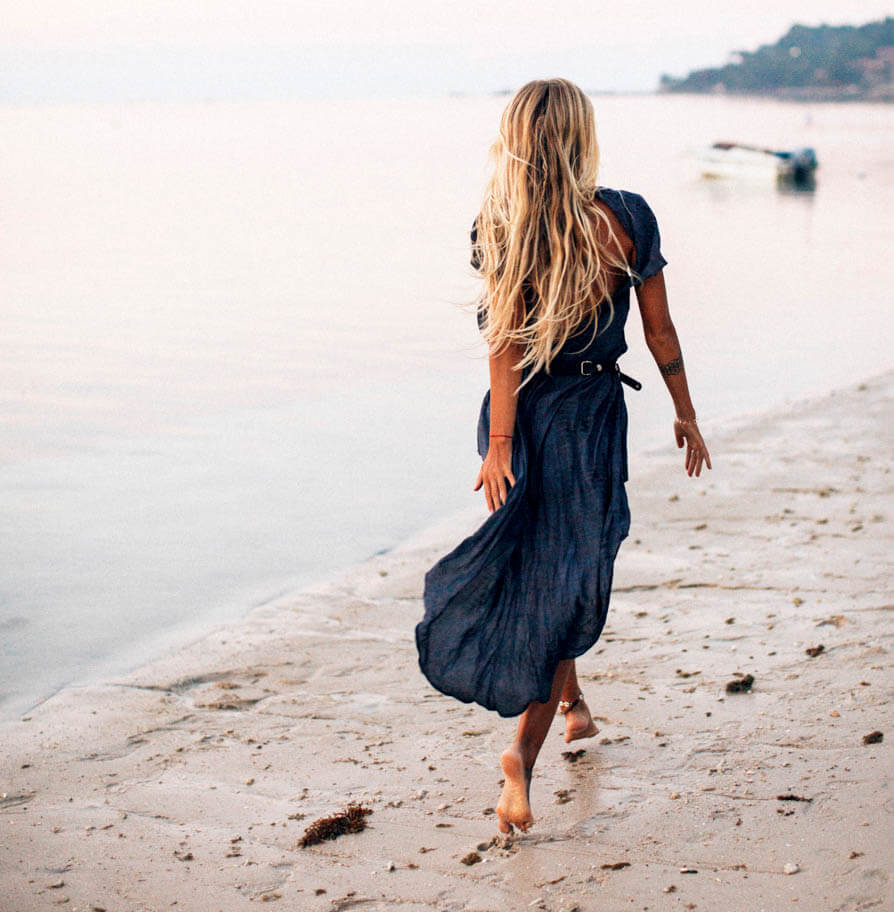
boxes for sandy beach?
[1,371,891,912]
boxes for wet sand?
[1,372,891,911]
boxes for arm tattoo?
[659,356,684,378]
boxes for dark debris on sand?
[725,673,754,693]
[298,804,373,847]
[862,730,883,745]
[561,749,586,763]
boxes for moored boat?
[699,141,818,187]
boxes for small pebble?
[386,860,396,872]
[783,862,800,875]
[461,852,482,866]
[862,731,883,745]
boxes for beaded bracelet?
[674,415,697,425]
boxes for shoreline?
[660,88,894,104]
[7,365,888,727]
[4,91,893,732]
[1,370,891,910]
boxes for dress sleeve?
[630,193,667,283]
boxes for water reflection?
[776,172,817,194]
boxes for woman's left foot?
[496,746,534,833]
[559,693,599,744]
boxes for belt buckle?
[580,360,602,376]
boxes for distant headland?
[660,17,893,101]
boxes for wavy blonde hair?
[474,78,635,380]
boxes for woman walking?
[415,78,711,834]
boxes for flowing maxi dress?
[415,188,667,718]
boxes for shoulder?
[598,189,666,280]
[596,187,659,228]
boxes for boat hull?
[698,144,817,187]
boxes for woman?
[415,79,711,835]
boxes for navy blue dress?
[415,189,667,718]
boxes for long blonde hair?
[474,78,634,380]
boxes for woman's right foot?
[496,746,534,833]
[561,694,599,744]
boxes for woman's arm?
[635,271,712,477]
[474,340,525,511]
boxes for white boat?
[699,141,818,186]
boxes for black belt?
[549,360,642,390]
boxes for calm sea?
[1,94,892,719]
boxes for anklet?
[558,692,583,714]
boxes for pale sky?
[2,0,891,101]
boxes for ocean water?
[1,94,892,719]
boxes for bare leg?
[560,660,599,744]
[496,659,572,834]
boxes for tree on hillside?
[661,18,894,96]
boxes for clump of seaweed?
[298,804,373,848]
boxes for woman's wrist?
[488,435,513,448]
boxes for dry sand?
[1,372,891,912]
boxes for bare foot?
[496,746,534,834]
[563,695,599,744]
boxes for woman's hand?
[674,418,712,477]
[474,438,516,512]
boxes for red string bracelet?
[489,434,513,438]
